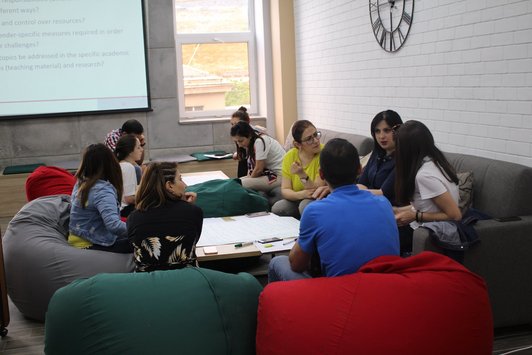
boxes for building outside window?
[174,0,258,119]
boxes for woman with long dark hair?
[127,162,203,272]
[357,110,403,204]
[393,120,461,251]
[230,121,285,194]
[69,143,131,253]
[115,134,143,217]
[231,106,252,178]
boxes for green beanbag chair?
[45,268,263,355]
[187,178,269,217]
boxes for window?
[174,0,258,120]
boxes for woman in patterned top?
[127,162,203,272]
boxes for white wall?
[293,0,532,167]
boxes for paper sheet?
[197,214,300,247]
[182,171,229,186]
[204,153,233,159]
[254,238,297,253]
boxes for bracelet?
[415,210,420,223]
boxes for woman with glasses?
[127,162,203,272]
[357,110,403,204]
[393,120,462,253]
[69,143,132,253]
[230,121,285,197]
[271,120,325,218]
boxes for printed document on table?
[197,214,300,247]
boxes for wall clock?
[369,0,414,52]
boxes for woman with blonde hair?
[127,162,203,272]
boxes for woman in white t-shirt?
[230,121,285,194]
[115,134,144,217]
[393,120,462,252]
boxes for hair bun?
[238,106,247,112]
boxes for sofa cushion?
[256,252,493,355]
[457,171,473,214]
[445,152,532,217]
[45,268,263,355]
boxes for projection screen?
[0,0,151,119]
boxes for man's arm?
[289,242,312,273]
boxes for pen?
[234,241,254,248]
[282,238,298,245]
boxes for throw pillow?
[457,171,473,214]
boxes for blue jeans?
[268,255,311,283]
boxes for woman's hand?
[299,188,316,200]
[290,161,305,177]
[395,208,415,227]
[183,192,197,204]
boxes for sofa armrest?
[413,216,532,327]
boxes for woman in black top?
[127,162,203,272]
[357,110,403,205]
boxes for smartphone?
[246,211,270,218]
[494,216,522,222]
[258,237,282,244]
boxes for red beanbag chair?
[25,166,76,201]
[256,252,493,355]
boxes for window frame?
[174,0,258,120]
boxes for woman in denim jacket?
[69,143,132,253]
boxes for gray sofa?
[283,127,373,157]
[413,152,532,328]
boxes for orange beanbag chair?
[25,166,76,201]
[256,252,493,355]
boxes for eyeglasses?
[301,131,321,144]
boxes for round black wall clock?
[369,0,414,52]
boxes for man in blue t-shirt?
[268,138,399,282]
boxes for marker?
[282,238,298,245]
[234,241,254,248]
